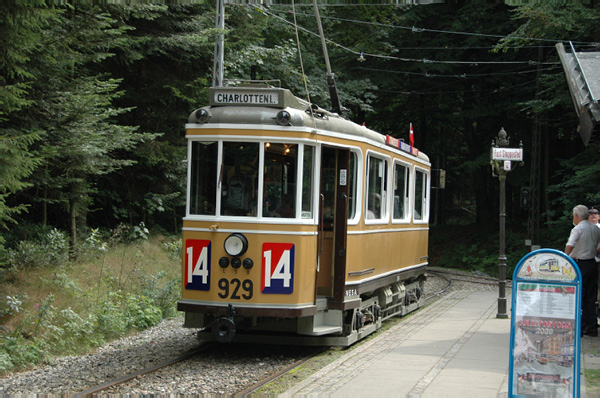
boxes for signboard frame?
[508,249,581,397]
[491,147,524,162]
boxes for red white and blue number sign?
[261,243,295,294]
[185,239,211,291]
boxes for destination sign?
[213,91,279,105]
[386,135,419,156]
[492,147,523,161]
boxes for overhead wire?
[357,65,561,79]
[271,7,598,47]
[378,79,538,96]
[256,5,572,100]
[289,12,596,46]
[291,0,316,127]
[258,6,562,66]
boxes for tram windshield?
[188,140,313,219]
[263,143,297,218]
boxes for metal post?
[312,0,342,115]
[212,0,225,88]
[491,127,523,319]
[497,173,508,318]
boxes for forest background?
[1,1,600,373]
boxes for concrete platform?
[280,289,594,398]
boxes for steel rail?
[236,273,458,396]
[233,348,327,398]
[74,272,464,397]
[424,271,453,302]
[73,343,217,398]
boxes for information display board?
[508,249,581,397]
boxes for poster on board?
[509,250,580,397]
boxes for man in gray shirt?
[565,204,600,336]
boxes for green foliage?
[430,225,528,279]
[96,291,127,339]
[80,228,109,259]
[0,132,42,264]
[130,222,150,241]
[45,309,98,354]
[0,0,599,373]
[547,146,600,216]
[139,270,180,318]
[125,295,163,330]
[163,238,182,260]
[0,336,47,373]
[1,229,180,376]
[1,295,26,317]
[6,228,69,270]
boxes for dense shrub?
[0,227,180,376]
[5,228,69,270]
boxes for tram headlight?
[224,233,248,257]
[194,108,210,124]
[276,110,291,126]
[231,257,241,269]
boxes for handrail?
[569,41,596,104]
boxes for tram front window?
[189,141,218,215]
[188,140,305,219]
[264,143,297,218]
[221,142,259,216]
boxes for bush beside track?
[0,225,181,375]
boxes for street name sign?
[492,147,524,161]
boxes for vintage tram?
[177,85,430,346]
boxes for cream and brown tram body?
[178,86,430,346]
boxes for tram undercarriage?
[184,276,425,346]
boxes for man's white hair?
[573,204,589,220]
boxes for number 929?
[218,278,253,300]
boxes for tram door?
[317,147,349,305]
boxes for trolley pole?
[490,128,523,319]
[212,0,225,88]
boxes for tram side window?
[366,155,387,220]
[393,162,410,221]
[414,169,428,221]
[302,145,314,219]
[264,143,297,218]
[221,142,259,216]
[189,141,218,215]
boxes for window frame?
[391,159,411,223]
[185,137,317,224]
[413,166,430,224]
[364,150,391,225]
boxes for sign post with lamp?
[491,127,523,318]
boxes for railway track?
[70,269,495,397]
[73,343,218,398]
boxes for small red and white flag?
[409,123,414,147]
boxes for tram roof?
[556,42,600,146]
[188,86,429,163]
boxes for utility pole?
[527,47,543,249]
[491,128,524,319]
